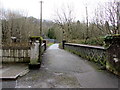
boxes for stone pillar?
[104,35,120,76]
[29,37,41,69]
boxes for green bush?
[29,36,43,42]
[47,43,53,47]
[59,43,62,49]
[104,34,120,48]
[79,37,105,46]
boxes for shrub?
[78,37,105,46]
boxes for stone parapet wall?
[64,43,107,67]
[1,42,46,63]
[64,43,120,76]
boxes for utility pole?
[38,1,43,63]
[40,1,43,36]
[85,6,89,40]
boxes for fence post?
[105,35,120,76]
[62,40,66,49]
[43,40,46,50]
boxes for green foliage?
[47,28,56,39]
[59,43,62,49]
[104,34,120,48]
[77,37,105,46]
[106,61,120,73]
[30,36,43,41]
[104,35,113,40]
[104,34,120,40]
[47,43,53,47]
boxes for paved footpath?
[2,44,120,88]
[0,63,29,80]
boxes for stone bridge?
[2,44,120,88]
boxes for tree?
[106,1,120,34]
[1,9,40,43]
[94,1,120,35]
[54,4,75,41]
[47,28,56,39]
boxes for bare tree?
[54,4,75,41]
[85,6,89,41]
[1,9,40,43]
[94,1,120,35]
[93,6,107,34]
[105,1,120,34]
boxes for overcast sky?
[1,0,113,21]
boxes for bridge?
[2,44,119,88]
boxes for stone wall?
[64,43,107,67]
[2,46,30,63]
[1,42,46,63]
[63,42,120,76]
[105,35,120,75]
